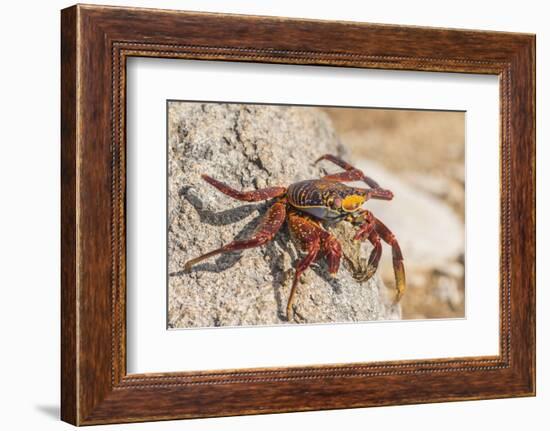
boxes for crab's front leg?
[374,217,406,303]
[349,208,376,241]
[286,211,342,320]
[314,154,393,201]
[347,210,405,303]
[344,209,380,281]
[286,211,321,320]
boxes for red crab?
[184,155,405,319]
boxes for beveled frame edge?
[61,4,535,425]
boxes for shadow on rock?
[312,264,344,295]
[180,185,265,226]
[169,210,268,277]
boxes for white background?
[0,0,546,430]
[127,59,499,373]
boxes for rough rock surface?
[167,102,400,328]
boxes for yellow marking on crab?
[342,194,365,212]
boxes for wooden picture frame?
[61,4,535,425]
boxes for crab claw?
[353,227,372,242]
[323,235,342,275]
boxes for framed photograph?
[61,4,535,425]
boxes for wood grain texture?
[60,6,78,424]
[60,4,535,425]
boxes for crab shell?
[287,179,369,221]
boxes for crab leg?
[286,211,321,319]
[315,154,381,188]
[350,209,376,241]
[287,241,320,320]
[365,231,383,279]
[346,209,404,300]
[315,154,393,200]
[374,217,406,303]
[286,211,342,319]
[184,200,287,271]
[345,210,381,281]
[201,174,286,202]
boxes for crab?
[184,154,405,319]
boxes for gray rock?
[167,102,400,328]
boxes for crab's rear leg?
[184,199,287,271]
[201,174,286,201]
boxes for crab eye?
[342,195,364,212]
[332,197,342,209]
